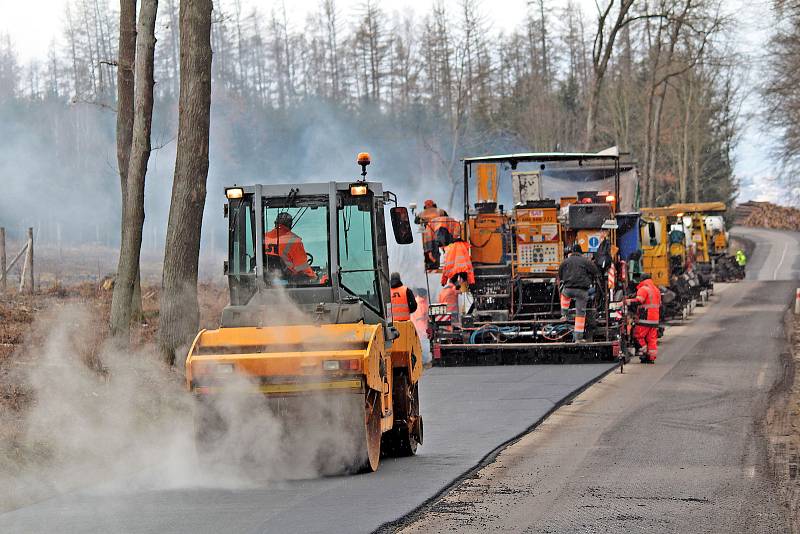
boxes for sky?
[0,0,782,203]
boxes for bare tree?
[110,0,158,341]
[584,0,635,150]
[159,0,213,365]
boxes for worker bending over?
[626,273,661,363]
[441,237,474,291]
[390,272,417,321]
[264,212,315,280]
[558,244,599,342]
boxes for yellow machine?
[186,155,423,473]
[668,202,726,264]
[640,208,688,287]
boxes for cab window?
[229,197,255,275]
[338,197,380,311]
[262,199,330,286]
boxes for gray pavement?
[398,227,796,533]
[0,364,615,533]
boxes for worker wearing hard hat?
[390,272,417,321]
[625,273,661,363]
[558,243,600,342]
[264,212,315,280]
[415,199,446,225]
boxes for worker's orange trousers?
[633,325,658,361]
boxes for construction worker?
[429,213,461,246]
[626,273,661,363]
[390,272,417,321]
[736,249,747,268]
[410,288,429,339]
[264,212,315,280]
[411,288,431,364]
[438,281,460,322]
[558,243,600,342]
[422,224,441,270]
[415,199,445,225]
[441,237,475,289]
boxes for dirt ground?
[767,312,800,533]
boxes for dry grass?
[767,312,800,533]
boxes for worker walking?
[558,244,600,342]
[264,212,315,280]
[390,272,417,321]
[626,273,661,364]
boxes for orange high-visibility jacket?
[264,225,315,278]
[411,296,429,338]
[438,283,459,314]
[391,284,412,321]
[429,215,462,242]
[632,278,661,326]
[441,241,475,285]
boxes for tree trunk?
[115,0,143,325]
[110,0,158,341]
[159,0,213,366]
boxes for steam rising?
[1,299,368,511]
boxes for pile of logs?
[736,201,800,230]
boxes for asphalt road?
[400,226,796,533]
[0,364,615,533]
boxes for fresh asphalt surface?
[399,225,797,533]
[0,364,614,533]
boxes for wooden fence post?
[0,227,5,292]
[19,228,33,294]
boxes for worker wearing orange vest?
[415,199,445,225]
[410,288,429,340]
[429,214,462,245]
[438,281,459,317]
[264,212,315,279]
[441,238,475,288]
[626,273,661,363]
[390,272,417,321]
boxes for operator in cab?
[390,272,417,321]
[264,211,316,280]
[558,243,600,342]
